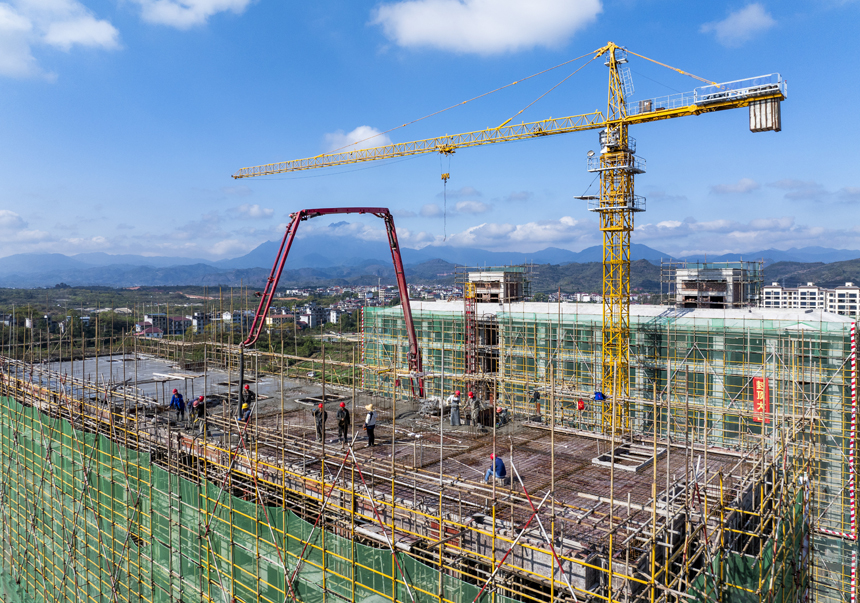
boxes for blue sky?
[1,0,858,260]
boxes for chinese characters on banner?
[752,376,770,423]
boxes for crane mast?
[594,43,643,433]
[234,42,785,434]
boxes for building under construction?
[0,284,855,603]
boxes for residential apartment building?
[761,281,860,316]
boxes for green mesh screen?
[0,396,538,603]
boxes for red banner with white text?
[753,377,770,423]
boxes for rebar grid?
[0,342,822,603]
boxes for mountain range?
[0,236,858,288]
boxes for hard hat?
[365,404,374,411]
[339,402,345,408]
[244,384,249,390]
[172,389,177,394]
[198,396,204,401]
[468,392,474,398]
[455,390,460,396]
[319,403,324,408]
[496,407,502,413]
[490,454,495,459]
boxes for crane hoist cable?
[440,155,451,241]
[325,49,599,155]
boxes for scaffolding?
[660,261,763,309]
[361,301,858,603]
[0,300,852,603]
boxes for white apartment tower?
[761,281,859,316]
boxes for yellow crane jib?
[233,42,787,437]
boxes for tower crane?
[233,42,786,433]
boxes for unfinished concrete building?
[362,300,857,603]
[0,295,854,603]
[467,268,529,304]
[663,261,762,309]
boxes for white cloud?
[418,198,491,219]
[324,125,393,153]
[372,0,602,55]
[770,179,860,203]
[439,215,594,249]
[709,177,760,194]
[631,216,860,256]
[701,4,776,48]
[503,191,533,202]
[43,15,119,51]
[131,0,252,29]
[455,200,491,214]
[420,203,444,218]
[0,0,120,78]
[0,210,27,229]
[437,185,481,199]
[209,238,248,257]
[235,203,274,219]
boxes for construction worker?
[363,404,377,447]
[240,384,255,416]
[239,396,252,423]
[170,388,185,424]
[463,391,475,426]
[336,402,350,449]
[483,453,506,483]
[530,390,541,416]
[192,396,206,434]
[313,403,327,442]
[495,407,510,428]
[470,393,484,432]
[446,390,461,426]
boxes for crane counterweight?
[234,42,785,429]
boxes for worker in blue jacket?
[170,389,185,423]
[484,453,506,483]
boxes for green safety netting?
[0,396,528,603]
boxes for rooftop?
[370,300,855,328]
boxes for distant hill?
[218,237,675,269]
[682,246,860,265]
[0,237,858,288]
[528,260,661,294]
[761,259,860,288]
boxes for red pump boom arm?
[241,207,423,393]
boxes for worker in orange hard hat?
[445,389,461,426]
[313,402,328,442]
[336,402,350,450]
